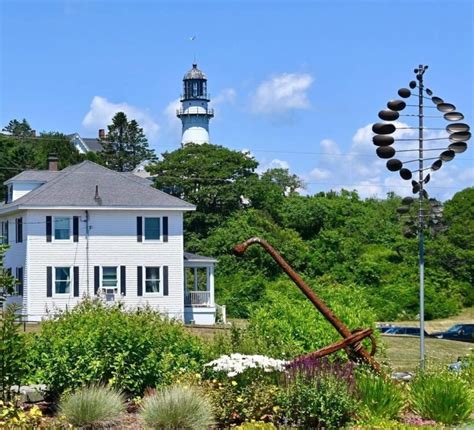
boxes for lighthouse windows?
[192,82,198,96]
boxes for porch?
[183,252,218,325]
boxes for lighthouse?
[177,63,214,146]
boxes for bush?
[26,299,206,396]
[59,385,125,428]
[235,423,277,430]
[235,279,378,359]
[203,378,279,427]
[140,385,214,430]
[0,304,27,402]
[355,370,405,420]
[410,370,473,425]
[277,372,357,430]
[0,401,43,428]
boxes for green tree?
[2,119,34,137]
[101,112,156,172]
[148,143,259,239]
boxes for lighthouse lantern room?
[177,63,214,146]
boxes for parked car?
[431,324,474,343]
[376,323,394,333]
[384,326,429,337]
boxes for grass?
[59,385,125,428]
[379,306,473,371]
[380,336,472,371]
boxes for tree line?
[1,114,472,321]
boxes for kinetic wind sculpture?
[372,64,470,367]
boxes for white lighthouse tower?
[177,63,214,146]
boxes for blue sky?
[1,0,472,199]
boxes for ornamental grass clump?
[355,370,405,420]
[140,385,214,430]
[59,385,125,428]
[410,370,473,425]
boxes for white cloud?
[164,98,182,134]
[82,96,160,138]
[309,167,331,180]
[257,158,290,174]
[211,88,236,106]
[251,73,313,114]
[305,121,473,200]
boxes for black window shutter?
[4,220,8,244]
[73,216,79,242]
[46,266,52,297]
[136,217,143,242]
[94,266,100,295]
[137,266,143,296]
[16,218,23,243]
[163,266,169,296]
[120,266,126,296]
[163,216,168,242]
[16,267,23,296]
[73,266,79,297]
[46,216,52,242]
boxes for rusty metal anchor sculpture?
[234,237,380,372]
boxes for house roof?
[82,138,104,152]
[184,252,217,263]
[5,170,60,184]
[1,161,195,212]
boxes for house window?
[0,221,8,245]
[55,267,71,294]
[7,185,13,203]
[144,217,160,241]
[145,267,160,293]
[102,267,118,288]
[54,217,70,240]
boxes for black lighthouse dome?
[182,63,208,100]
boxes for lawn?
[379,306,474,371]
[380,335,472,371]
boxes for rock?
[10,384,47,403]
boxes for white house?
[0,157,218,324]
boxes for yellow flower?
[231,380,238,386]
[237,396,244,402]
[273,406,280,412]
[195,373,201,379]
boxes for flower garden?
[1,300,473,429]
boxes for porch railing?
[185,291,211,307]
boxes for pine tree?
[101,112,156,172]
[2,119,34,137]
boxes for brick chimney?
[98,129,106,139]
[47,154,59,171]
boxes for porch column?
[208,265,215,306]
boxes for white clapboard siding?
[24,209,184,321]
[1,213,28,312]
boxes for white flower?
[204,354,288,377]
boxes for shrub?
[140,385,214,430]
[276,368,357,429]
[355,370,405,420]
[236,280,378,359]
[235,423,277,430]
[59,385,125,428]
[0,401,43,428]
[410,370,473,425]
[26,299,206,396]
[203,378,279,427]
[0,304,27,402]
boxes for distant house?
[0,157,218,324]
[68,129,105,154]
